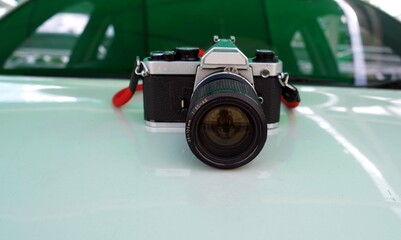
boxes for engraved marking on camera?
[186,119,192,142]
[191,99,208,114]
[224,66,239,74]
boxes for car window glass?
[290,31,313,75]
[97,24,115,60]
[265,1,350,83]
[317,15,353,79]
[355,3,401,84]
[4,1,94,69]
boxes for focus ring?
[190,73,260,114]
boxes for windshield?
[348,0,401,87]
[266,0,401,88]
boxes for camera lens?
[186,73,267,169]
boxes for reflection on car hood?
[1,75,401,239]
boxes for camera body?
[142,37,282,129]
[138,36,283,169]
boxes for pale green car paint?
[1,75,401,239]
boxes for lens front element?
[200,105,254,158]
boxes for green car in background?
[0,0,401,87]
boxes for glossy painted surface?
[1,75,401,239]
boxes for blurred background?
[364,0,401,21]
[3,0,401,22]
[1,0,401,88]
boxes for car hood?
[1,75,401,239]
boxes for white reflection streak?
[316,92,339,109]
[297,107,400,203]
[0,83,78,103]
[330,106,347,112]
[335,0,367,86]
[352,106,391,115]
[21,85,77,103]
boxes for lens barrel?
[185,73,267,169]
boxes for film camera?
[134,36,288,169]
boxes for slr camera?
[136,36,284,169]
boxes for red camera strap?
[112,65,143,107]
[278,73,300,109]
[112,84,143,107]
